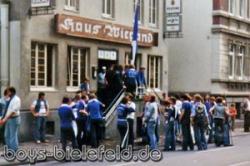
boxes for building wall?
[8,0,168,110]
[168,0,213,93]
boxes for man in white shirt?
[30,92,49,143]
[126,93,136,147]
[0,87,21,152]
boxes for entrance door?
[98,59,117,72]
[97,49,118,104]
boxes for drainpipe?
[0,4,9,96]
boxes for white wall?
[168,0,213,93]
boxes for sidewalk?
[0,128,249,166]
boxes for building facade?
[168,0,250,118]
[0,0,168,140]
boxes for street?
[32,134,250,166]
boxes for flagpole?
[131,0,139,65]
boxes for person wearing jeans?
[87,93,105,148]
[144,95,158,150]
[58,97,78,152]
[30,92,49,144]
[0,87,21,152]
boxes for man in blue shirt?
[58,97,78,152]
[86,93,105,148]
[124,65,138,96]
[116,96,135,149]
[136,67,147,97]
[72,94,88,149]
[180,94,194,151]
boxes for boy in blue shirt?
[58,97,78,152]
[86,93,105,148]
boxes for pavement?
[0,128,249,166]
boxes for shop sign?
[56,14,157,47]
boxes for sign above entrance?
[56,14,157,47]
[98,50,117,61]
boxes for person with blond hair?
[191,94,209,150]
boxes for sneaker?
[36,140,41,144]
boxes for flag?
[131,0,140,65]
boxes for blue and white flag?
[131,0,140,65]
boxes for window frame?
[67,46,89,90]
[134,0,144,24]
[228,0,235,15]
[64,0,79,12]
[125,52,142,71]
[149,0,158,27]
[228,43,236,79]
[102,0,114,19]
[239,0,245,18]
[30,42,56,90]
[147,55,162,90]
[235,45,245,80]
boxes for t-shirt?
[32,100,48,116]
[127,101,136,119]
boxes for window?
[228,43,236,78]
[125,53,142,71]
[244,47,250,77]
[239,0,245,17]
[149,0,157,26]
[134,0,144,24]
[67,47,89,87]
[235,46,245,78]
[147,56,162,89]
[102,0,114,18]
[31,42,55,87]
[247,0,250,18]
[65,0,79,11]
[229,0,235,14]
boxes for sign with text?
[98,50,117,61]
[31,0,50,7]
[56,14,157,47]
[166,15,181,32]
[165,0,181,14]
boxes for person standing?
[210,97,229,146]
[30,92,49,144]
[0,89,8,145]
[97,66,107,103]
[126,93,136,147]
[191,94,209,150]
[136,67,147,97]
[207,96,216,144]
[179,94,194,151]
[80,78,90,94]
[144,95,158,150]
[243,96,250,132]
[124,65,138,96]
[229,103,237,131]
[0,87,21,152]
[163,99,176,151]
[72,94,88,149]
[86,93,104,148]
[58,96,78,152]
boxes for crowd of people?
[1,75,250,155]
[130,93,242,151]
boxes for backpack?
[194,103,207,127]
